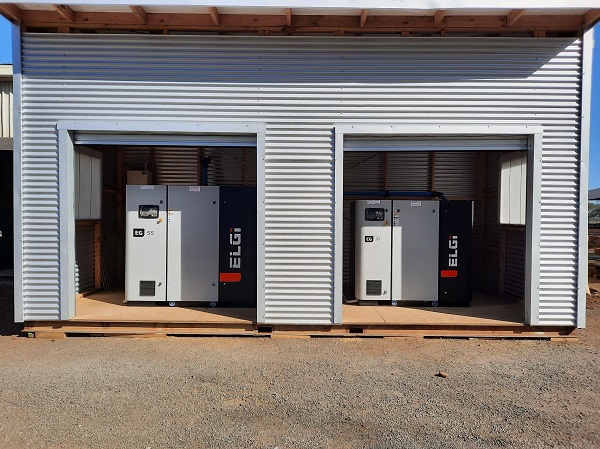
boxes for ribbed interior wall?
[505,228,526,299]
[19,34,582,325]
[75,222,95,294]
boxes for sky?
[0,16,599,187]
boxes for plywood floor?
[74,290,523,326]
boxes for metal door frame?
[56,120,266,320]
[334,124,543,325]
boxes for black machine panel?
[438,201,472,306]
[218,187,257,307]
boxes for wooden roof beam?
[53,4,74,22]
[286,8,291,27]
[360,9,368,27]
[584,9,600,27]
[433,10,446,27]
[0,3,22,22]
[208,6,219,26]
[507,9,525,26]
[129,5,147,24]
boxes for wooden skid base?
[24,321,577,341]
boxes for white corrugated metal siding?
[19,34,583,325]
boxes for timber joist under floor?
[23,320,578,340]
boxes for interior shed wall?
[17,33,583,325]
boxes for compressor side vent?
[139,281,156,297]
[366,280,382,296]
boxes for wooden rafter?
[129,6,147,24]
[53,4,74,23]
[360,9,368,28]
[0,3,22,22]
[15,11,587,35]
[286,8,292,27]
[584,9,600,26]
[506,9,525,26]
[433,10,446,27]
[208,6,219,26]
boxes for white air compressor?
[351,198,472,306]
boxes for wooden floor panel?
[23,291,577,340]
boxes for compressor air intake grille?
[366,280,382,296]
[139,281,156,297]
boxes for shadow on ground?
[0,282,22,336]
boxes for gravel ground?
[0,284,598,449]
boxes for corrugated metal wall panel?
[75,222,95,294]
[265,125,334,323]
[483,154,501,293]
[505,228,526,299]
[1,79,12,138]
[19,34,582,325]
[154,147,199,185]
[434,151,479,198]
[388,152,431,191]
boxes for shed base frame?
[22,291,576,340]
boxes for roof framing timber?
[129,5,147,24]
[0,3,21,22]
[506,9,525,26]
[433,10,446,27]
[208,6,219,25]
[359,9,368,27]
[1,7,588,35]
[584,9,600,26]
[53,4,74,22]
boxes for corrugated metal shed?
[15,33,586,326]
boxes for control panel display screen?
[139,205,159,219]
[365,208,385,221]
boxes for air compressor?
[125,185,256,307]
[350,198,472,306]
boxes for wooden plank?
[285,8,292,27]
[208,6,219,26]
[53,4,74,23]
[35,331,67,339]
[19,11,585,33]
[0,4,22,22]
[433,10,446,27]
[129,5,147,24]
[359,9,368,28]
[507,9,525,27]
[584,9,600,27]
